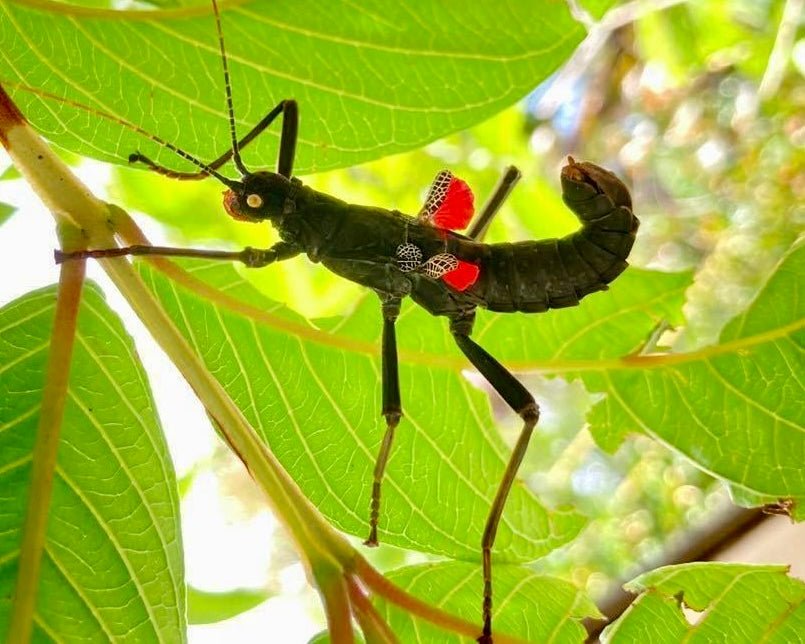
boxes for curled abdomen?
[476,160,639,313]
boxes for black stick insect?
[57,2,639,641]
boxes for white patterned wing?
[421,253,459,278]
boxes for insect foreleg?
[55,240,300,268]
[466,165,521,241]
[364,294,403,547]
[449,312,540,644]
[129,100,299,181]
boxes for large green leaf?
[186,585,272,625]
[133,248,698,565]
[471,268,691,363]
[0,0,585,174]
[139,260,587,562]
[0,285,184,641]
[135,232,803,571]
[582,242,805,515]
[0,202,14,226]
[576,0,620,21]
[378,562,600,643]
[602,563,805,643]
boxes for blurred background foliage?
[105,0,804,631]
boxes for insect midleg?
[466,165,521,241]
[449,312,540,644]
[364,294,403,547]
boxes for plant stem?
[315,565,355,644]
[758,0,804,102]
[6,244,86,643]
[1,83,108,644]
[347,576,398,644]
[352,556,529,644]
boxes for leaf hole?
[675,591,706,626]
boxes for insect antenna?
[210,0,249,176]
[2,81,239,188]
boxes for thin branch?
[1,78,354,627]
[317,570,355,644]
[347,576,398,644]
[353,556,529,644]
[565,0,595,31]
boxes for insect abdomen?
[478,161,639,313]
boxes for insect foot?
[364,410,401,547]
[239,246,276,268]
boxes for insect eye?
[246,194,263,209]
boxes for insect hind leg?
[449,312,540,643]
[466,165,521,241]
[365,294,403,546]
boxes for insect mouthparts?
[222,187,256,222]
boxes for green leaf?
[576,0,620,21]
[473,268,691,363]
[130,253,696,568]
[378,561,600,642]
[584,242,805,513]
[0,166,21,181]
[602,563,805,643]
[307,629,365,644]
[0,202,15,227]
[187,585,272,625]
[0,284,184,641]
[1,0,585,174]
[139,260,586,562]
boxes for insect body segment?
[471,158,639,313]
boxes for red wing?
[419,170,475,231]
[442,260,480,291]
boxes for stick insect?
[57,2,639,640]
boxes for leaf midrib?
[161,260,805,374]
